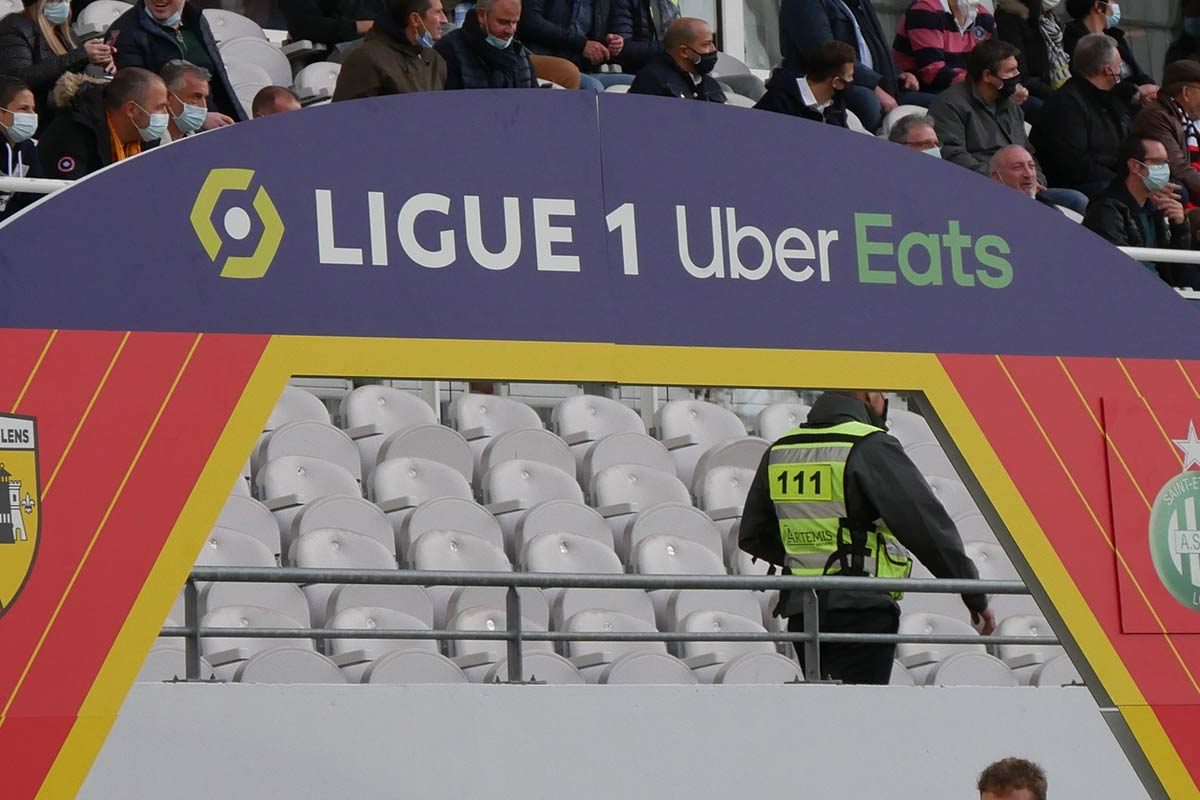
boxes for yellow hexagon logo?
[189,168,285,279]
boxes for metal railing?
[164,567,1058,684]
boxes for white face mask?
[1041,0,1061,10]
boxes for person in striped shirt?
[893,0,995,94]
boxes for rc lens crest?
[0,414,39,616]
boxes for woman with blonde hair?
[0,0,114,117]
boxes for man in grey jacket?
[739,391,994,684]
[931,38,1088,213]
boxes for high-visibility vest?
[768,420,913,598]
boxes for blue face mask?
[1185,17,1200,38]
[922,146,942,159]
[134,102,169,142]
[1,109,37,144]
[1104,1,1120,28]
[1141,162,1171,192]
[416,19,433,48]
[486,32,513,49]
[158,7,182,27]
[42,1,70,25]
[170,92,206,134]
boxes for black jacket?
[1165,33,1200,73]
[779,0,898,96]
[1062,21,1153,108]
[607,0,678,72]
[109,1,246,120]
[518,0,610,67]
[282,0,362,46]
[435,13,537,89]
[38,76,157,180]
[627,52,725,101]
[994,0,1055,102]
[1030,75,1130,196]
[1083,178,1200,289]
[739,394,986,618]
[754,66,847,127]
[0,137,41,220]
[0,12,91,114]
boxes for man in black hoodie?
[754,40,853,127]
[435,0,538,88]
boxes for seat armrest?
[205,648,250,667]
[263,493,305,511]
[378,496,419,514]
[281,39,325,59]
[598,502,639,517]
[345,424,382,440]
[662,434,700,450]
[460,425,495,441]
[899,651,940,669]
[486,499,529,515]
[683,652,724,669]
[569,652,613,669]
[330,650,372,668]
[706,506,742,522]
[452,652,497,669]
[561,430,596,446]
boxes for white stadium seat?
[398,496,504,560]
[890,659,917,686]
[73,0,129,37]
[200,582,310,627]
[880,104,926,138]
[203,8,267,42]
[523,531,623,609]
[290,494,395,557]
[654,399,748,487]
[216,495,281,560]
[755,402,810,442]
[448,606,554,682]
[371,456,473,533]
[563,609,681,683]
[478,428,575,488]
[294,61,342,100]
[327,606,439,682]
[885,408,936,449]
[483,460,584,556]
[451,393,542,475]
[409,529,512,627]
[340,385,438,479]
[591,462,692,543]
[996,615,1066,684]
[1032,653,1084,687]
[551,587,656,631]
[483,652,586,684]
[225,59,273,120]
[966,541,1039,620]
[253,420,361,483]
[374,423,474,484]
[623,503,724,567]
[326,584,434,627]
[598,650,700,684]
[219,35,293,87]
[264,385,331,431]
[513,499,613,564]
[899,558,972,624]
[255,455,361,540]
[905,441,958,481]
[926,476,982,523]
[136,645,215,682]
[579,432,675,490]
[898,612,1017,686]
[235,647,346,684]
[689,437,768,498]
[664,588,764,634]
[444,586,549,633]
[200,606,313,681]
[632,534,727,624]
[194,526,276,569]
[552,394,645,470]
[364,650,469,684]
[290,528,397,626]
[678,610,802,684]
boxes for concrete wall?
[80,684,1150,800]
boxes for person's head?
[27,0,76,55]
[0,75,36,145]
[1073,32,1121,90]
[1163,59,1200,119]
[1067,0,1119,28]
[990,145,1040,197]
[1120,136,1171,193]
[967,39,1021,101]
[476,0,521,47]
[888,114,941,157]
[161,59,210,135]
[977,758,1047,800]
[103,67,170,143]
[804,40,856,96]
[664,17,717,75]
[144,0,186,26]
[834,390,889,426]
[251,85,301,118]
[390,0,446,45]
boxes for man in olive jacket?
[332,0,447,101]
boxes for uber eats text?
[313,193,1014,289]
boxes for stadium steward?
[627,17,724,102]
[39,66,167,180]
[755,40,854,127]
[887,111,941,156]
[1063,0,1156,108]
[977,757,1048,800]
[0,0,115,117]
[108,0,247,120]
[892,0,995,94]
[606,0,680,74]
[252,85,302,117]
[0,74,41,220]
[779,0,924,133]
[332,0,447,101]
[1031,32,1130,197]
[160,59,230,142]
[517,0,632,91]
[1133,59,1200,206]
[435,0,540,89]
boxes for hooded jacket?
[435,12,537,89]
[739,393,986,618]
[0,11,92,114]
[754,67,849,127]
[332,17,446,100]
[108,0,246,121]
[37,72,157,180]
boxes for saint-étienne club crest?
[0,414,39,617]
[1149,422,1200,611]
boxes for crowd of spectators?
[0,0,1198,288]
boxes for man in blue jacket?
[108,0,246,121]
[779,0,925,133]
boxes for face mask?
[170,93,206,134]
[1141,162,1171,192]
[1104,1,1120,28]
[1185,17,1200,38]
[0,110,37,143]
[159,7,182,27]
[922,146,942,159]
[42,1,70,25]
[995,74,1020,99]
[416,19,433,48]
[134,103,169,142]
[1041,0,1061,10]
[689,47,718,75]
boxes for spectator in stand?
[977,758,1047,800]
[607,0,678,74]
[109,0,247,121]
[252,85,302,116]
[1063,0,1156,108]
[1031,33,1130,197]
[994,0,1071,115]
[1083,137,1198,287]
[887,112,942,156]
[436,0,539,88]
[990,144,1064,208]
[930,38,1088,213]
[517,0,632,90]
[893,0,995,95]
[160,59,231,142]
[778,0,925,134]
[0,0,114,117]
[1134,60,1200,209]
[0,75,41,220]
[282,0,376,49]
[628,17,724,102]
[332,0,446,99]
[1166,0,1200,70]
[755,40,853,127]
[38,66,168,180]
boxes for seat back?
[201,606,311,659]
[599,651,698,685]
[632,534,727,576]
[552,395,644,439]
[565,609,666,659]
[591,463,690,509]
[886,408,936,448]
[479,429,575,484]
[926,476,981,522]
[410,529,512,571]
[399,497,504,557]
[483,460,583,507]
[264,385,330,431]
[655,399,747,443]
[966,541,1019,581]
[698,466,756,514]
[714,653,804,684]
[451,393,542,435]
[484,652,586,684]
[896,612,986,664]
[624,504,724,563]
[905,441,958,481]
[928,652,1020,687]
[234,648,346,684]
[756,402,810,441]
[552,587,656,630]
[328,607,437,659]
[219,35,293,86]
[73,0,129,36]
[524,531,622,574]
[340,385,437,435]
[291,495,395,556]
[580,432,674,488]
[294,61,342,100]
[225,59,272,121]
[372,456,472,505]
[996,614,1064,665]
[514,500,613,561]
[256,455,359,503]
[364,651,469,684]
[195,526,276,567]
[216,495,280,558]
[202,8,266,42]
[445,587,549,631]
[375,424,474,483]
[291,528,395,570]
[255,420,360,481]
[690,436,769,497]
[201,582,309,626]
[679,610,776,660]
[665,589,762,631]
[447,606,553,662]
[327,585,434,627]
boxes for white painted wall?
[80,684,1150,800]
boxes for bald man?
[252,86,303,118]
[628,18,725,102]
[990,145,1061,209]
